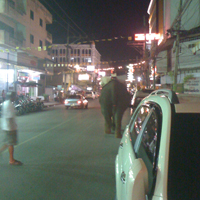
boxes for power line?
[40,0,87,38]
[51,0,88,37]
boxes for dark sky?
[39,0,150,66]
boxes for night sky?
[39,0,150,67]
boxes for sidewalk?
[43,100,61,108]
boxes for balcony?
[0,30,24,47]
[47,31,52,41]
[0,0,26,19]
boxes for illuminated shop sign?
[87,65,95,71]
[134,33,160,41]
[78,74,90,81]
[99,71,106,76]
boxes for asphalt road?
[0,99,131,200]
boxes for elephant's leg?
[101,108,112,134]
[111,116,115,133]
[114,110,124,138]
[104,114,112,134]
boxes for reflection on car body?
[115,89,199,200]
[64,94,88,109]
[131,89,154,108]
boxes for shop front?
[16,69,44,98]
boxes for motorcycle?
[35,98,44,111]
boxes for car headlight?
[77,100,82,104]
[65,100,68,104]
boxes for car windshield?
[68,95,81,99]
[168,113,200,199]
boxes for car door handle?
[120,171,126,184]
[120,142,123,149]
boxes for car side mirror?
[127,158,149,200]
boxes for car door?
[116,104,162,200]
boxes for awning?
[14,81,42,87]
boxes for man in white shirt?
[0,92,22,165]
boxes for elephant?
[99,77,132,138]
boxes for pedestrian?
[0,91,23,165]
[2,89,6,102]
[54,92,57,102]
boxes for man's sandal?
[9,160,23,166]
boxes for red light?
[77,100,82,104]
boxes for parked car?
[85,91,95,99]
[131,89,154,108]
[64,94,88,109]
[115,89,199,200]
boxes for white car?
[115,89,199,200]
[64,94,88,109]
[85,91,95,99]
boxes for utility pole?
[64,23,70,95]
[143,16,149,88]
[6,53,9,92]
[173,0,182,92]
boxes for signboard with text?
[135,33,160,41]
[184,77,200,94]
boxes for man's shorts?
[3,130,18,145]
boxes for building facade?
[0,0,53,98]
[46,42,101,93]
[148,0,200,91]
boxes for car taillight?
[77,100,82,104]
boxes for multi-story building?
[148,0,200,92]
[46,42,101,92]
[0,0,53,98]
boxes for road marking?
[16,115,77,148]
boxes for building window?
[60,49,62,54]
[74,49,76,55]
[30,34,34,44]
[40,18,43,27]
[85,49,88,55]
[55,50,58,56]
[60,57,62,62]
[55,57,58,62]
[39,40,43,48]
[63,49,65,54]
[52,49,55,54]
[82,49,84,54]
[89,49,91,56]
[8,0,15,8]
[63,57,65,62]
[30,10,34,20]
[77,49,80,56]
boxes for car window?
[168,113,200,199]
[130,104,162,198]
[68,95,80,99]
[129,106,150,143]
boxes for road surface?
[0,99,131,200]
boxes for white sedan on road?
[64,94,88,109]
[115,89,199,200]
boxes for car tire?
[66,106,69,109]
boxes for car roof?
[143,89,200,114]
[175,103,200,113]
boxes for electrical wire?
[40,0,87,38]
[51,0,88,37]
[181,2,199,29]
